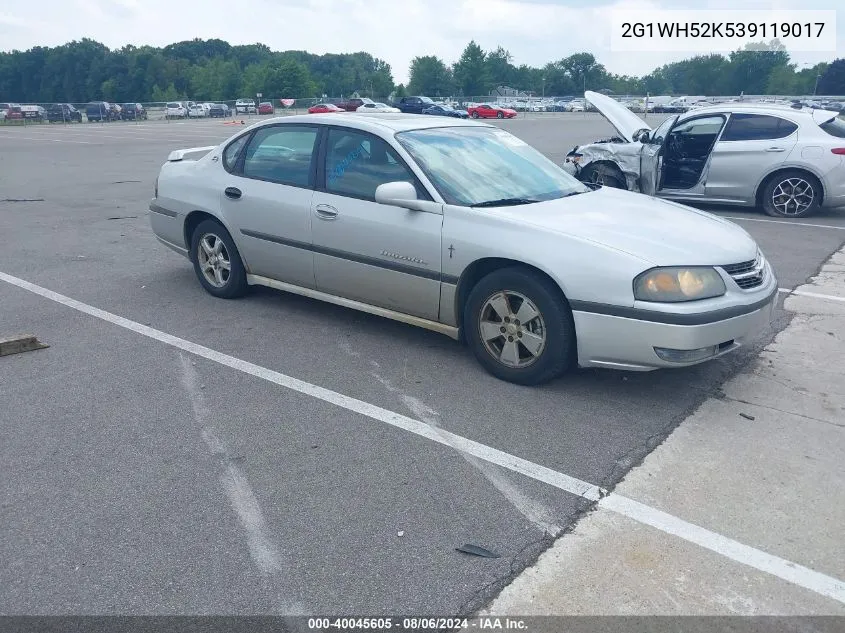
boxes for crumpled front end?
[564,141,644,191]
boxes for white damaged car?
[564,91,845,218]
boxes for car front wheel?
[760,170,822,218]
[496,111,504,119]
[190,219,249,299]
[580,163,625,189]
[463,267,575,386]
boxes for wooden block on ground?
[0,334,49,357]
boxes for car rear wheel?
[471,111,479,118]
[580,163,625,189]
[761,170,822,218]
[190,220,249,299]
[464,267,575,386]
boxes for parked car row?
[84,102,148,121]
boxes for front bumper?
[572,287,778,371]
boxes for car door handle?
[765,147,786,152]
[224,187,242,199]
[314,204,338,220]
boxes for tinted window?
[672,115,724,136]
[819,117,845,138]
[721,114,798,141]
[325,129,417,200]
[242,126,318,186]
[223,134,250,171]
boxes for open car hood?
[585,91,651,142]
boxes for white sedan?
[149,114,776,385]
[356,102,400,113]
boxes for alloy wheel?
[478,290,547,368]
[771,177,814,216]
[197,233,231,288]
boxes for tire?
[471,111,479,118]
[496,111,504,119]
[189,219,249,299]
[760,170,822,218]
[463,267,576,386]
[579,163,625,189]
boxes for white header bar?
[610,10,837,53]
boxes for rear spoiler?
[167,146,217,162]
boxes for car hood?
[488,186,758,266]
[585,91,652,142]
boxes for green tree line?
[406,40,842,98]
[1,37,842,104]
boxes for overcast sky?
[1,0,842,84]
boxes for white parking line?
[722,215,845,231]
[779,287,845,303]
[1,268,844,606]
[0,133,99,145]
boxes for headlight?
[634,267,726,302]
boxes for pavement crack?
[1,198,44,202]
[721,395,845,429]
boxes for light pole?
[542,77,545,99]
[813,74,821,96]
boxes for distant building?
[490,85,531,98]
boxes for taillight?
[832,148,845,155]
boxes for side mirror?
[375,181,426,211]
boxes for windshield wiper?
[471,198,540,208]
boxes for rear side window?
[721,114,798,141]
[242,126,318,186]
[819,117,845,138]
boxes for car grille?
[722,254,766,290]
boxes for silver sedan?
[564,91,845,218]
[149,114,777,385]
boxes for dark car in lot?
[395,95,435,113]
[86,101,120,122]
[422,103,469,118]
[208,103,231,118]
[334,97,373,111]
[122,103,148,120]
[46,103,82,122]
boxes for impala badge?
[381,250,428,266]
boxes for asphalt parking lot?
[1,114,844,617]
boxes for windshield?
[396,126,588,206]
[819,117,845,138]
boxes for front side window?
[721,114,798,141]
[649,116,677,144]
[325,129,418,200]
[396,126,588,207]
[671,115,725,137]
[241,126,318,186]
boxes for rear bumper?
[572,286,778,371]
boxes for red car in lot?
[258,102,275,115]
[308,103,344,114]
[467,103,517,119]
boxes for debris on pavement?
[456,544,500,558]
[739,413,756,421]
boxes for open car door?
[639,115,678,195]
